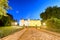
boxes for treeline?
[40,6,60,33]
[0,0,15,26]
[0,13,14,26]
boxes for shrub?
[0,26,23,38]
[46,18,60,33]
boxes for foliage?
[46,18,60,29]
[0,13,14,26]
[7,13,13,20]
[40,6,60,33]
[0,26,23,38]
[0,0,15,26]
[0,0,9,16]
[0,0,9,9]
[46,18,60,33]
[40,6,60,20]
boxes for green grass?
[45,28,60,33]
[0,26,24,38]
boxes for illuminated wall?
[19,19,41,26]
[29,20,41,26]
[19,19,25,26]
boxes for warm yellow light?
[15,22,18,25]
[29,20,41,26]
[43,23,46,26]
[37,28,40,29]
[42,23,47,28]
[19,19,41,26]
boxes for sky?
[8,0,60,22]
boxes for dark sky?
[8,0,60,22]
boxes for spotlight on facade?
[15,22,18,25]
[42,22,47,28]
[43,23,46,26]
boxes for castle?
[19,19,41,27]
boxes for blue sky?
[8,0,60,21]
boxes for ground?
[1,28,60,40]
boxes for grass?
[0,26,24,38]
[45,28,60,33]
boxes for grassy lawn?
[0,26,23,38]
[45,28,60,33]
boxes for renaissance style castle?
[19,19,41,27]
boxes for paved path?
[1,28,60,40]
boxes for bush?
[0,26,23,38]
[46,18,60,33]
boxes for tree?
[0,0,12,26]
[40,6,60,33]
[0,0,9,16]
[0,13,14,26]
[7,13,13,20]
[46,18,60,33]
[40,6,60,20]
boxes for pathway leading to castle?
[1,28,60,40]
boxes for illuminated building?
[19,19,41,27]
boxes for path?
[19,28,60,40]
[1,28,60,40]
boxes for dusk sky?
[8,0,60,22]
